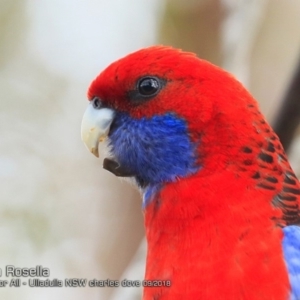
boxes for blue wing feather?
[283,225,300,300]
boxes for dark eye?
[92,97,102,109]
[138,77,161,97]
[128,76,166,105]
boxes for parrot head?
[81,46,270,203]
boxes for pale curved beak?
[81,102,115,157]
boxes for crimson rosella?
[81,46,300,300]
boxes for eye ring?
[137,77,161,97]
[92,97,102,109]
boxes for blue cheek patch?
[282,226,300,300]
[108,112,200,203]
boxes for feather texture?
[283,226,300,299]
[86,46,300,299]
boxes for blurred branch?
[272,56,300,152]
[159,0,224,65]
[221,0,269,86]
